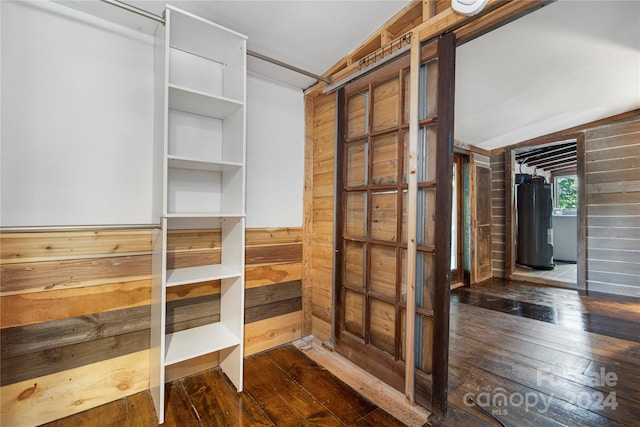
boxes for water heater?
[517,178,554,270]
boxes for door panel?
[474,161,493,282]
[334,33,455,414]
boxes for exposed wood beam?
[527,157,576,170]
[405,33,420,406]
[423,1,437,21]
[468,144,492,157]
[306,0,550,97]
[523,149,577,165]
[548,165,577,174]
[515,142,576,161]
[415,0,550,44]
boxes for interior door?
[472,154,493,283]
[334,33,455,414]
[450,154,464,285]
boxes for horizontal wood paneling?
[490,153,506,278]
[0,254,151,296]
[0,226,304,422]
[1,279,150,328]
[2,329,149,386]
[1,280,302,386]
[0,350,149,427]
[585,114,640,296]
[1,305,150,359]
[0,229,153,264]
[245,311,302,356]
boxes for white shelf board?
[168,155,243,172]
[164,212,245,219]
[166,264,241,287]
[168,84,243,119]
[164,322,241,366]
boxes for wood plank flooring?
[39,278,640,426]
[39,345,404,427]
[432,278,640,426]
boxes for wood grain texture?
[1,329,149,387]
[585,115,640,296]
[245,311,302,356]
[0,229,153,264]
[244,352,344,425]
[309,92,337,342]
[49,346,406,427]
[0,350,149,427]
[303,95,315,336]
[182,369,272,426]
[1,305,150,359]
[1,279,150,328]
[266,345,378,425]
[0,225,307,423]
[0,254,151,296]
[490,152,506,279]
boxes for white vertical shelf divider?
[151,5,247,424]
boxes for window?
[554,175,577,212]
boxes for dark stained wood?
[576,133,586,291]
[43,346,405,427]
[244,297,302,324]
[504,148,514,280]
[452,288,640,343]
[475,164,492,282]
[246,243,302,265]
[1,305,150,359]
[244,280,301,308]
[166,294,220,326]
[351,408,406,427]
[431,278,640,426]
[244,353,344,425]
[163,380,201,427]
[57,397,128,427]
[126,389,159,426]
[182,369,272,426]
[1,329,149,386]
[430,30,456,417]
[2,280,303,387]
[266,345,378,425]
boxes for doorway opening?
[506,135,585,289]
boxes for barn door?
[334,33,455,414]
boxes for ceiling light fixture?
[451,0,490,16]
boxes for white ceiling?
[455,0,640,150]
[59,0,413,88]
[59,0,640,150]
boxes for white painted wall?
[245,74,304,228]
[1,0,155,227]
[1,1,305,229]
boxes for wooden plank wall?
[0,227,302,426]
[584,114,640,296]
[307,92,337,343]
[490,152,506,279]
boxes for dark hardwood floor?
[39,345,405,427]
[431,278,640,426]
[41,278,640,427]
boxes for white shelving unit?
[151,5,247,424]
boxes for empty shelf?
[168,156,243,172]
[169,84,243,119]
[166,264,241,287]
[165,322,240,365]
[164,212,245,219]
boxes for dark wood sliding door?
[334,33,455,415]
